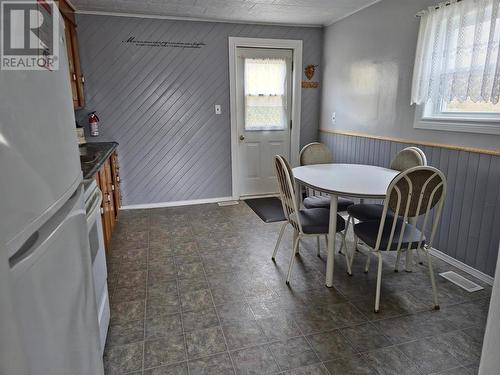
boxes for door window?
[244,58,287,131]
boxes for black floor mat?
[245,197,286,223]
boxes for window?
[422,98,500,121]
[244,58,287,131]
[411,0,500,134]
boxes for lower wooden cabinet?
[95,150,121,251]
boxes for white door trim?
[228,36,303,200]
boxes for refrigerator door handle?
[8,186,83,270]
[8,232,39,268]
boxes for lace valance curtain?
[244,58,288,130]
[411,0,500,105]
[244,58,287,96]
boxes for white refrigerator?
[0,18,104,375]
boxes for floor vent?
[218,201,239,206]
[439,271,484,292]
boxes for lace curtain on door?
[244,58,287,130]
[411,0,500,105]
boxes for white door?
[236,47,293,197]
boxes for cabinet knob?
[100,207,104,215]
[81,75,85,84]
[116,176,120,182]
[111,184,115,191]
[72,73,77,81]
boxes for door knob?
[239,135,245,141]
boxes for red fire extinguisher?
[88,112,100,137]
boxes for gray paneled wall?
[75,14,323,206]
[321,131,500,277]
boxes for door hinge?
[290,120,292,129]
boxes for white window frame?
[414,100,500,135]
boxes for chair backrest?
[274,155,301,232]
[299,142,332,166]
[376,166,447,252]
[390,147,426,171]
[407,147,428,166]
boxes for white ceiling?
[70,0,380,27]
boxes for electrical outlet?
[215,105,222,115]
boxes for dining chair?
[345,146,427,268]
[349,166,446,313]
[407,146,427,166]
[272,155,349,283]
[299,142,355,212]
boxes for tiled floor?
[104,202,491,375]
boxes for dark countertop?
[80,142,118,180]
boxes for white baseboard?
[121,196,234,210]
[430,247,494,286]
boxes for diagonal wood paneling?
[75,15,323,206]
[320,130,500,277]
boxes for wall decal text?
[122,36,206,49]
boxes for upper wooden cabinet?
[57,0,85,109]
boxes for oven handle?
[86,188,103,228]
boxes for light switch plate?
[215,105,222,114]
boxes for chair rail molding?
[320,129,500,156]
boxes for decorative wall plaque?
[302,64,320,89]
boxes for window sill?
[414,109,500,135]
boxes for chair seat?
[290,208,346,235]
[354,219,425,251]
[347,203,395,222]
[303,195,354,211]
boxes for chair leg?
[316,236,321,257]
[394,248,402,272]
[343,235,352,276]
[340,215,351,254]
[374,252,383,313]
[425,247,440,310]
[349,233,358,270]
[286,237,300,284]
[294,230,300,254]
[272,222,287,261]
[416,247,423,265]
[364,253,371,273]
[324,235,328,249]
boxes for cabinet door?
[110,151,121,218]
[59,0,84,109]
[63,19,79,108]
[70,25,85,108]
[103,159,116,234]
[96,168,111,252]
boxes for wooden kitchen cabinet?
[58,0,85,109]
[95,152,121,252]
[110,151,122,219]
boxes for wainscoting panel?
[321,130,500,277]
[75,14,323,206]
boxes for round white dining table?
[292,163,399,287]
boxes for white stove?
[84,180,109,353]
